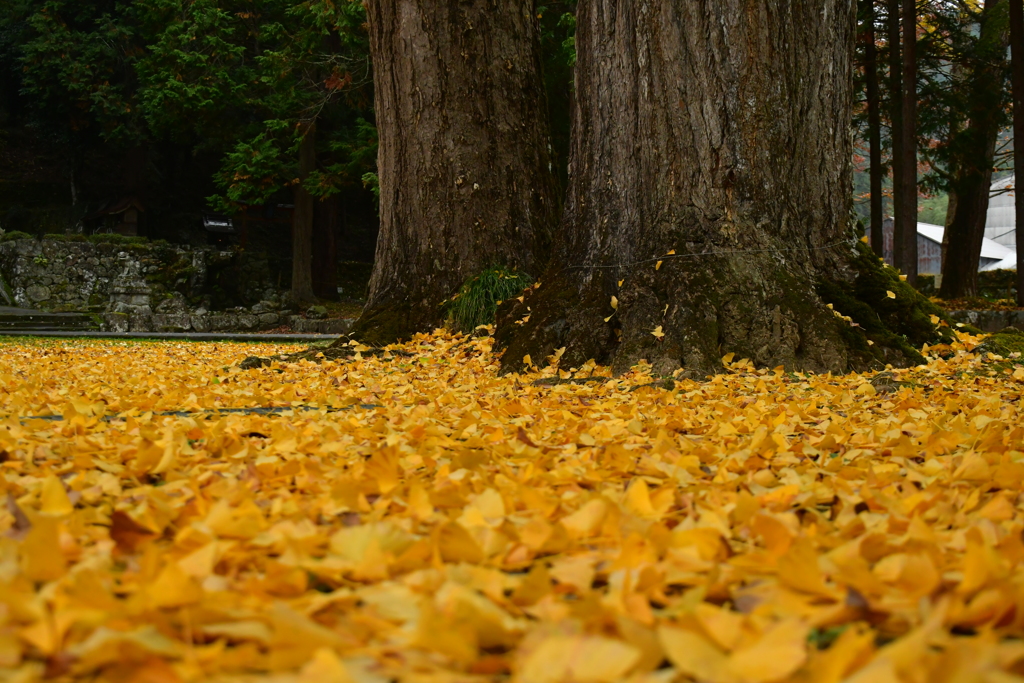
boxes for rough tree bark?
[291,122,317,305]
[1009,0,1024,305]
[496,0,950,378]
[351,0,560,344]
[863,0,885,257]
[894,0,918,285]
[939,0,1009,299]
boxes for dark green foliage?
[817,241,956,365]
[135,0,376,212]
[444,268,534,334]
[0,231,32,242]
[3,0,378,235]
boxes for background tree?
[895,0,919,285]
[1012,0,1024,305]
[139,0,374,305]
[888,0,908,269]
[860,0,885,257]
[350,0,561,343]
[15,0,159,224]
[496,0,950,378]
[937,0,1010,298]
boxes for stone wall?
[0,237,356,334]
[0,237,275,312]
[947,309,1024,333]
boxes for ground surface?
[0,332,1023,682]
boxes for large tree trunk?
[893,0,918,284]
[351,0,560,344]
[863,0,885,257]
[1010,0,1024,305]
[939,0,1010,299]
[291,122,317,306]
[887,0,905,267]
[496,0,948,378]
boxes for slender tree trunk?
[497,0,947,378]
[1011,0,1024,305]
[352,0,560,343]
[888,0,904,267]
[894,0,918,285]
[291,122,317,306]
[312,195,340,301]
[864,0,885,256]
[941,187,957,275]
[939,0,1010,299]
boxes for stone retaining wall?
[0,237,355,334]
[947,309,1024,333]
[0,237,278,312]
[103,311,352,334]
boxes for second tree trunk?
[352,0,561,343]
[497,0,950,378]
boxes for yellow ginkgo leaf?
[40,475,74,516]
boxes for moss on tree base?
[816,241,957,368]
[346,303,434,347]
[496,240,957,378]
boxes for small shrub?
[0,231,32,243]
[43,233,87,243]
[444,266,533,333]
[86,234,148,246]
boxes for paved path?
[0,331,339,343]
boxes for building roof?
[987,175,1017,248]
[916,222,1015,270]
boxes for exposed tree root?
[238,336,415,369]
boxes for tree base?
[347,302,438,347]
[495,240,955,377]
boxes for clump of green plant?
[444,267,533,333]
[0,231,32,243]
[86,234,148,246]
[43,233,87,243]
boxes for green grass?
[444,267,533,333]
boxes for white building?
[870,219,1012,275]
[985,175,1017,270]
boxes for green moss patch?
[818,241,956,366]
[974,327,1024,357]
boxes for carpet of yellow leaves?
[1,332,1023,683]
